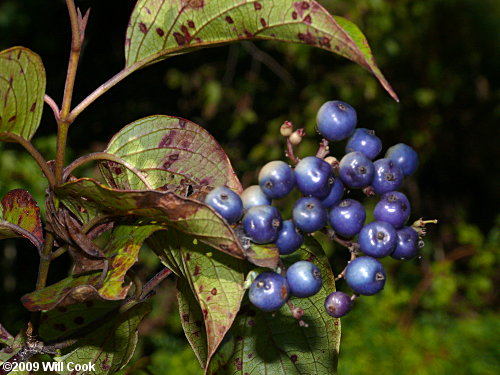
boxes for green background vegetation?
[1,0,498,374]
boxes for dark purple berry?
[316,100,357,141]
[205,186,243,224]
[321,178,345,208]
[345,256,386,295]
[294,156,334,198]
[258,160,295,199]
[249,272,289,312]
[339,151,375,189]
[374,191,411,229]
[324,291,353,318]
[242,205,282,244]
[371,158,404,195]
[329,199,366,238]
[286,261,322,298]
[358,221,397,258]
[391,226,420,260]
[240,185,271,210]
[345,128,382,160]
[385,143,419,176]
[276,220,304,255]
[292,197,328,233]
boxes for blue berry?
[276,220,304,255]
[358,221,397,258]
[316,100,357,141]
[242,205,282,244]
[321,178,345,209]
[385,143,419,176]
[371,158,404,195]
[329,199,366,238]
[324,291,353,318]
[391,226,420,260]
[292,197,328,233]
[345,128,382,160]
[345,256,386,295]
[373,191,411,229]
[258,160,295,199]
[339,151,375,189]
[249,272,290,312]
[204,186,243,224]
[294,156,334,198]
[286,261,322,298]
[240,185,271,210]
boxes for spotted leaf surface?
[125,0,397,100]
[149,230,246,372]
[55,177,246,260]
[101,115,242,194]
[39,301,120,342]
[21,222,162,312]
[0,47,45,141]
[215,237,340,375]
[177,276,209,366]
[54,302,151,375]
[0,189,43,249]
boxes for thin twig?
[141,267,173,298]
[67,66,137,123]
[44,95,60,121]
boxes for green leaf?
[21,223,161,311]
[21,271,111,311]
[99,224,162,298]
[0,330,26,366]
[55,178,249,261]
[39,301,120,342]
[0,47,46,141]
[0,324,14,346]
[125,0,397,100]
[0,189,43,249]
[101,115,242,194]
[177,277,209,366]
[54,302,151,375]
[149,229,246,371]
[214,237,340,375]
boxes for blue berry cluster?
[205,100,434,319]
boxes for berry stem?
[315,138,330,159]
[285,128,304,165]
[412,218,438,236]
[323,228,360,253]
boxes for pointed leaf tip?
[125,0,397,100]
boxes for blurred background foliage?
[0,0,499,374]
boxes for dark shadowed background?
[0,0,498,374]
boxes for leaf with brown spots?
[0,324,14,346]
[215,237,340,375]
[55,178,251,261]
[100,115,242,194]
[149,229,246,373]
[21,272,114,312]
[177,277,209,366]
[52,302,151,375]
[21,223,161,311]
[38,301,120,342]
[0,189,43,249]
[125,0,397,100]
[0,47,46,141]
